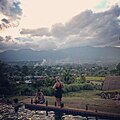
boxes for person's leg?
[56,98,60,106]
[59,98,62,105]
[58,98,60,106]
[57,98,62,106]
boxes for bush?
[42,87,54,96]
[63,83,101,93]
[15,84,34,95]
[93,84,102,90]
[63,84,82,93]
[82,83,94,90]
[38,83,101,96]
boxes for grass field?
[45,90,120,114]
[14,90,120,114]
[86,77,105,81]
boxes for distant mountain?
[0,46,120,64]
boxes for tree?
[63,70,74,84]
[21,65,29,76]
[80,74,86,83]
[13,65,21,76]
[116,63,120,75]
[0,61,11,95]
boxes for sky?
[0,0,120,52]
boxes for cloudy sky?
[0,0,120,52]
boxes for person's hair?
[56,76,61,82]
[38,89,40,92]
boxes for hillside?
[0,46,120,64]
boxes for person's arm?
[61,82,64,88]
[41,92,45,100]
[53,83,56,89]
[35,93,38,99]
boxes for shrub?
[40,83,101,96]
[42,87,54,96]
[93,84,102,90]
[82,83,94,90]
[63,83,101,93]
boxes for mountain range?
[0,46,120,64]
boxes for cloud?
[1,18,10,24]
[0,35,57,51]
[0,35,12,42]
[23,36,57,50]
[0,35,17,50]
[15,37,33,42]
[0,0,22,30]
[1,5,120,51]
[55,5,120,48]
[51,23,66,38]
[20,28,50,37]
[0,0,22,17]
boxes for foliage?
[42,87,54,96]
[0,61,119,96]
[0,61,11,95]
[63,70,74,84]
[116,63,120,75]
[16,84,34,95]
[80,74,86,83]
[63,83,101,94]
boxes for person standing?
[53,77,64,106]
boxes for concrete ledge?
[25,103,120,120]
